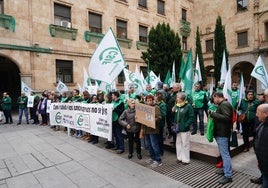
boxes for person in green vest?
[17,92,29,125]
[190,82,208,135]
[1,92,13,124]
[111,91,125,154]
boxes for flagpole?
[246,77,253,92]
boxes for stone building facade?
[0,0,268,102]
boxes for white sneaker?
[150,161,162,168]
[145,158,153,164]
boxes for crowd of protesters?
[1,80,268,186]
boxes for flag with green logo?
[83,67,92,92]
[89,28,126,84]
[123,68,135,84]
[251,55,268,89]
[134,65,145,94]
[21,81,32,97]
[56,80,68,94]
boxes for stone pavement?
[0,115,261,188]
[0,121,187,188]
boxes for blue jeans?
[215,137,232,178]
[262,173,268,188]
[18,107,29,123]
[145,134,161,162]
[193,108,204,133]
[113,124,124,151]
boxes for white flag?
[237,73,245,108]
[83,67,91,92]
[21,81,32,96]
[123,68,135,84]
[133,65,144,95]
[98,81,116,93]
[194,55,202,84]
[170,61,176,87]
[222,64,232,103]
[89,28,126,84]
[220,50,227,84]
[145,71,158,89]
[209,77,214,98]
[56,80,68,94]
[251,55,268,88]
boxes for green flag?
[181,49,193,95]
[147,61,150,85]
[164,70,171,87]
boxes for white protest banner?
[135,102,155,129]
[49,103,113,141]
[27,96,34,107]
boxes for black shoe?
[105,144,114,149]
[137,154,142,159]
[4,122,8,124]
[191,131,197,135]
[117,150,124,154]
[128,154,133,159]
[218,177,232,185]
[250,177,262,184]
[215,169,224,175]
[92,140,98,144]
[27,122,29,124]
[17,123,21,125]
[200,132,204,136]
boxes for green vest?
[231,89,239,108]
[1,96,12,110]
[191,90,206,109]
[17,96,28,108]
[112,99,122,121]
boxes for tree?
[213,16,228,86]
[195,26,206,84]
[141,23,182,82]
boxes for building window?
[56,60,73,83]
[182,37,187,50]
[116,19,127,39]
[237,0,248,11]
[138,0,147,8]
[0,0,3,14]
[237,31,248,47]
[88,12,102,33]
[182,9,187,21]
[265,22,268,41]
[206,39,213,52]
[157,0,165,15]
[139,25,148,43]
[117,71,125,84]
[54,3,71,27]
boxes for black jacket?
[255,118,268,176]
[211,100,233,137]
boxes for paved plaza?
[0,115,262,188]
